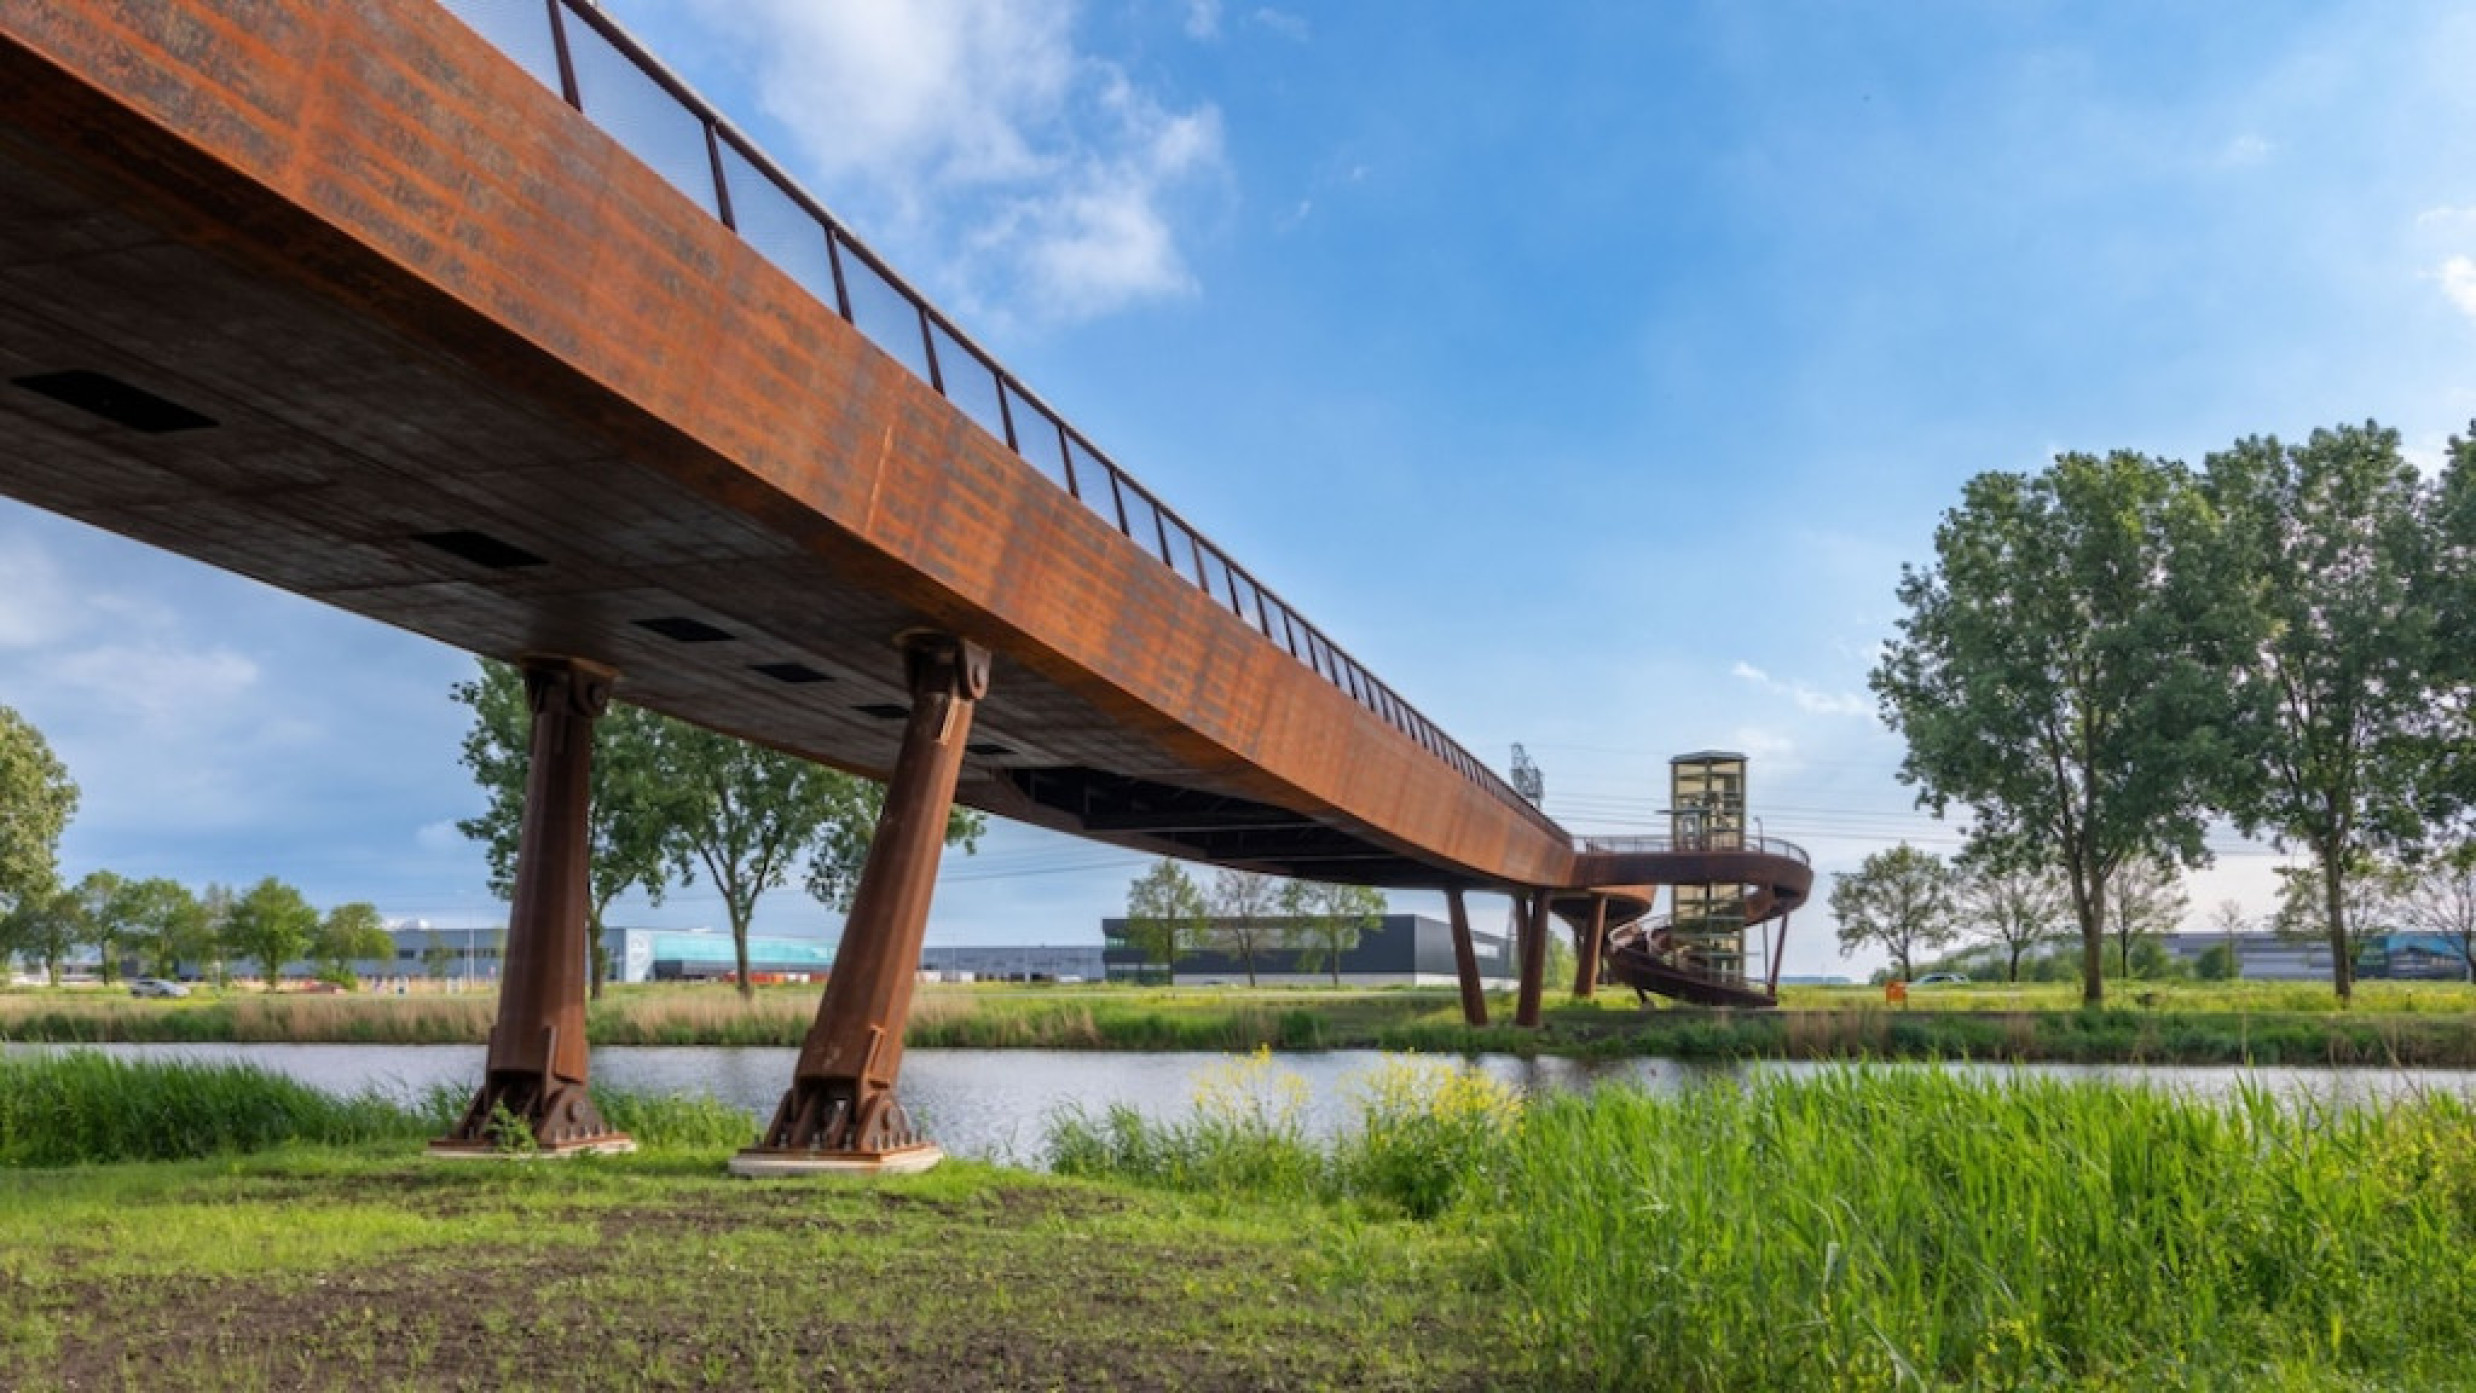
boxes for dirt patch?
[21,1249,1478,1392]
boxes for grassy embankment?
[7,1049,2475,1390]
[0,1050,1484,1392]
[7,978,2476,1064]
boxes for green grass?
[9,1051,2476,1388]
[0,1050,754,1165]
[9,978,2476,1065]
[0,1057,1488,1391]
[1049,1057,2476,1390]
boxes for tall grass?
[0,1051,753,1164]
[1049,1050,1522,1218]
[1048,1058,2476,1389]
[1493,1071,2476,1389]
[0,1051,444,1165]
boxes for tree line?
[1867,419,2476,1004]
[0,870,396,990]
[1121,859,1388,986]
[451,660,984,999]
[0,703,401,989]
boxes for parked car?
[1910,972,1970,987]
[129,977,191,999]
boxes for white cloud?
[1730,661,1872,718]
[686,0,1224,323]
[2415,205,2476,233]
[415,819,466,855]
[2442,255,2476,324]
[49,645,260,734]
[1251,8,1310,42]
[0,540,74,648]
[2218,132,2274,167]
[1184,0,1221,40]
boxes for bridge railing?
[435,0,1556,833]
[1576,833,1811,865]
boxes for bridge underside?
[0,0,1591,1163]
[0,2,1567,894]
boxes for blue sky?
[6,0,2476,976]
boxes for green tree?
[1830,844,1960,982]
[0,880,80,985]
[2202,899,2250,981]
[1872,452,2237,1005]
[420,928,460,980]
[222,877,318,991]
[1207,867,1283,987]
[453,660,680,998]
[1958,857,2065,983]
[113,877,209,979]
[2204,423,2444,1005]
[2433,421,2476,826]
[196,883,237,988]
[1280,880,1387,987]
[311,901,393,987]
[2394,848,2476,984]
[1124,859,1208,985]
[2103,857,2187,980]
[0,706,77,920]
[801,775,985,911]
[73,869,129,983]
[657,722,848,1001]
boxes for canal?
[16,1042,2476,1166]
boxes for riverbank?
[6,1051,2471,1390]
[2,1155,1484,1389]
[8,980,2476,1065]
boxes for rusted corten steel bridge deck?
[0,0,1809,1168]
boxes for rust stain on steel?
[431,658,630,1156]
[0,0,1573,895]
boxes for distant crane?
[1511,744,1544,806]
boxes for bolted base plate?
[727,1142,944,1178]
[425,1133,636,1161]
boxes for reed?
[0,1051,754,1164]
[1489,1069,2476,1389]
[1046,1059,2476,1389]
[0,1050,441,1165]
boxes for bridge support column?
[1445,886,1487,1027]
[733,633,989,1177]
[432,657,631,1157]
[1572,894,1608,1000]
[1514,890,1550,1029]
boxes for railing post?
[544,0,582,109]
[703,122,735,229]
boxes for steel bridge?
[0,0,1809,1170]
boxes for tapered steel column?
[1514,890,1550,1029]
[432,657,630,1156]
[1572,894,1608,1000]
[733,633,989,1176]
[1445,886,1488,1027]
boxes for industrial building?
[225,918,1514,989]
[1099,912,1518,987]
[2157,930,2471,981]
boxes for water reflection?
[14,1042,2476,1168]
